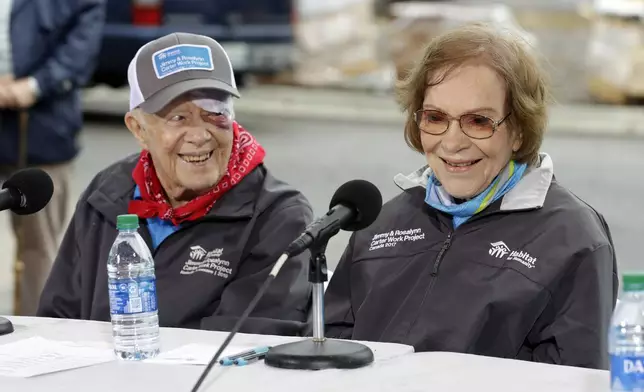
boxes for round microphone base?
[0,317,14,336]
[264,338,374,370]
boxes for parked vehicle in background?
[93,0,295,87]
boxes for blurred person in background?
[37,33,313,336]
[0,0,106,316]
[324,23,618,369]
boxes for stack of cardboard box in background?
[510,3,593,104]
[381,0,644,105]
[291,0,395,91]
[386,2,537,81]
[584,0,644,103]
[286,0,644,105]
[290,0,539,93]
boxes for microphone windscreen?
[2,168,54,215]
[330,179,382,231]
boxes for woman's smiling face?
[420,64,522,199]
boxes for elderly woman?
[37,33,313,336]
[324,24,618,368]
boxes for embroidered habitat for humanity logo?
[181,245,232,278]
[489,241,510,258]
[489,241,537,269]
[189,245,207,261]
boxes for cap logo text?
[152,44,214,79]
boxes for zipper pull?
[430,232,453,277]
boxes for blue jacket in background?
[0,0,106,165]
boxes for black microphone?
[190,180,383,392]
[0,168,54,215]
[284,179,383,258]
[0,168,54,337]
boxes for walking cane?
[13,110,28,315]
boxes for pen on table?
[219,346,271,366]
[234,351,267,366]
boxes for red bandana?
[128,121,265,225]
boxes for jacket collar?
[393,153,554,211]
[87,153,262,226]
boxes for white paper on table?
[145,343,257,365]
[0,336,115,378]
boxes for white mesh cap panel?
[127,46,145,111]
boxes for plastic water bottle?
[609,273,644,391]
[107,214,160,360]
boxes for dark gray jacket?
[324,154,618,369]
[38,154,313,336]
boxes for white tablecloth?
[0,316,610,392]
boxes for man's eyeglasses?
[413,109,511,140]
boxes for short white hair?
[130,107,149,125]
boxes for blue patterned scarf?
[425,160,528,228]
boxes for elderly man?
[37,33,313,336]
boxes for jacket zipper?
[430,232,453,277]
[429,204,534,275]
[428,203,536,275]
[402,231,453,339]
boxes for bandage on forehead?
[187,89,235,118]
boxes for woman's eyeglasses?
[413,110,511,140]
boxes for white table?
[0,316,610,392]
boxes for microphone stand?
[264,240,374,370]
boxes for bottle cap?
[116,214,139,230]
[623,273,644,292]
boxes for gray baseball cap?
[127,32,240,113]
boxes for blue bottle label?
[611,355,644,391]
[108,276,158,315]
